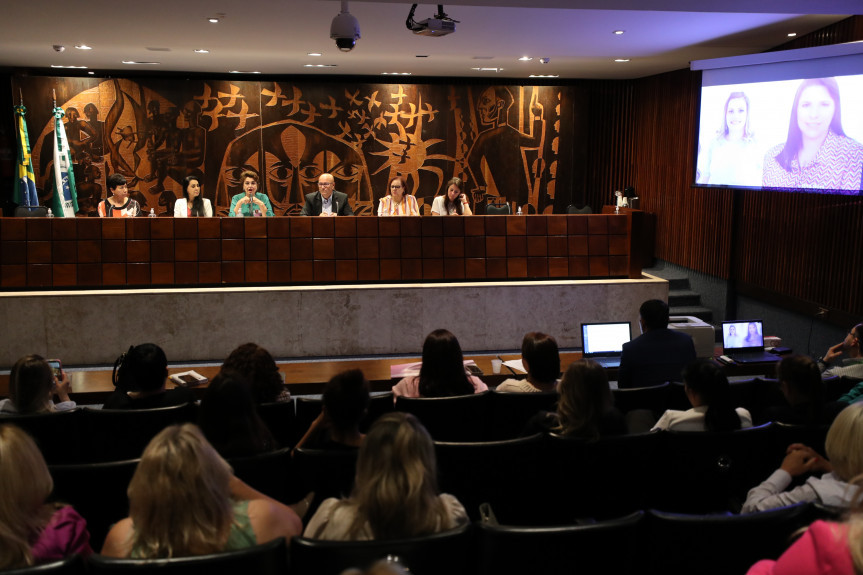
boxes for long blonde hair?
[825,403,863,482]
[0,425,56,569]
[128,424,234,558]
[554,360,614,440]
[345,413,450,539]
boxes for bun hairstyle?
[113,344,169,393]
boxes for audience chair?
[295,397,323,441]
[545,432,663,522]
[14,205,49,217]
[360,391,394,432]
[646,503,813,575]
[228,447,294,504]
[395,392,491,442]
[566,204,593,214]
[477,510,643,575]
[434,434,545,523]
[0,409,84,464]
[257,400,298,448]
[667,381,690,411]
[49,458,139,545]
[82,403,198,462]
[654,422,775,513]
[3,555,85,575]
[290,523,473,575]
[827,375,861,401]
[486,390,558,440]
[612,381,670,416]
[746,377,787,423]
[292,447,359,517]
[770,421,830,459]
[87,537,288,575]
[485,203,511,215]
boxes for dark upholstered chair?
[485,203,511,215]
[646,503,813,575]
[477,510,643,575]
[14,205,49,217]
[228,447,295,504]
[434,434,545,522]
[0,409,84,464]
[361,392,394,432]
[486,390,558,440]
[612,381,670,416]
[49,458,139,544]
[566,204,593,214]
[3,555,85,575]
[87,537,288,575]
[257,401,298,447]
[290,524,473,575]
[395,392,491,442]
[82,403,198,462]
[292,447,359,517]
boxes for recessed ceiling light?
[50,65,88,69]
[613,30,625,35]
[303,64,337,68]
[194,49,209,54]
[208,17,220,23]
[307,52,322,57]
[88,71,94,75]
[75,45,92,50]
[122,61,160,65]
[518,56,532,61]
[614,58,630,63]
[415,55,429,58]
[228,70,262,74]
[787,32,797,37]
[529,74,559,78]
[471,67,503,72]
[382,72,412,75]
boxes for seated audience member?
[103,344,195,409]
[392,329,487,400]
[819,323,863,403]
[741,402,863,514]
[762,355,846,425]
[522,359,625,440]
[652,360,752,432]
[295,369,370,452]
[98,173,141,218]
[0,424,92,569]
[746,482,863,575]
[496,332,560,393]
[0,355,75,414]
[303,412,468,540]
[101,423,302,558]
[198,370,277,458]
[221,343,290,404]
[617,299,696,389]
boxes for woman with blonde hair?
[101,423,302,558]
[742,402,863,513]
[304,412,468,540]
[0,355,75,414]
[0,424,92,569]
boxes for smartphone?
[47,359,63,379]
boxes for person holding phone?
[0,355,75,414]
[431,177,472,216]
[229,170,273,217]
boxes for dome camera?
[330,2,360,52]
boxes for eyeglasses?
[390,184,403,189]
[319,182,334,187]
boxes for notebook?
[722,320,779,363]
[581,322,632,368]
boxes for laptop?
[581,322,632,368]
[722,320,779,363]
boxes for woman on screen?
[174,175,212,217]
[378,176,419,216]
[762,77,863,192]
[744,322,762,347]
[725,324,742,348]
[697,91,762,186]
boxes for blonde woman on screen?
[697,91,762,187]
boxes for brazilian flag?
[14,103,39,207]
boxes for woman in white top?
[741,402,863,513]
[304,412,468,540]
[431,177,472,216]
[652,359,752,432]
[378,176,419,216]
[174,175,213,217]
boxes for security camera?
[330,1,360,52]
[53,45,66,53]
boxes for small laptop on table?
[581,322,632,368]
[722,319,779,364]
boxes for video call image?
[583,323,630,354]
[696,74,863,193]
[723,322,763,349]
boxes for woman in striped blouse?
[378,176,420,216]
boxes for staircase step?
[668,289,701,307]
[666,277,690,291]
[670,305,713,323]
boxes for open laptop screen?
[581,322,632,357]
[722,320,765,351]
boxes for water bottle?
[47,208,54,218]
[148,208,157,218]
[516,206,522,216]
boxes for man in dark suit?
[617,299,696,389]
[301,173,354,216]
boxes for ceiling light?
[787,32,797,37]
[50,65,88,69]
[529,74,559,78]
[303,64,337,68]
[122,61,160,65]
[229,70,261,74]
[75,45,92,50]
[518,56,533,61]
[88,71,94,75]
[382,72,412,75]
[194,49,209,54]
[471,67,503,72]
[208,17,220,23]
[614,59,630,63]
[614,30,625,35]
[307,52,322,57]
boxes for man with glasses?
[301,173,354,216]
[817,323,863,402]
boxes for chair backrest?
[0,409,84,464]
[612,381,670,416]
[292,447,359,517]
[487,390,558,440]
[295,397,323,441]
[87,537,288,575]
[290,524,473,575]
[83,403,198,462]
[770,421,830,460]
[14,205,49,217]
[361,392,394,432]
[646,503,812,575]
[395,392,491,442]
[49,458,140,544]
[257,401,298,447]
[485,204,511,215]
[434,434,544,523]
[566,204,593,214]
[2,555,85,575]
[477,510,643,575]
[228,447,295,504]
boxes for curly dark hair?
[221,343,284,404]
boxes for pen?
[497,355,518,375]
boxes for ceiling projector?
[412,17,456,37]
